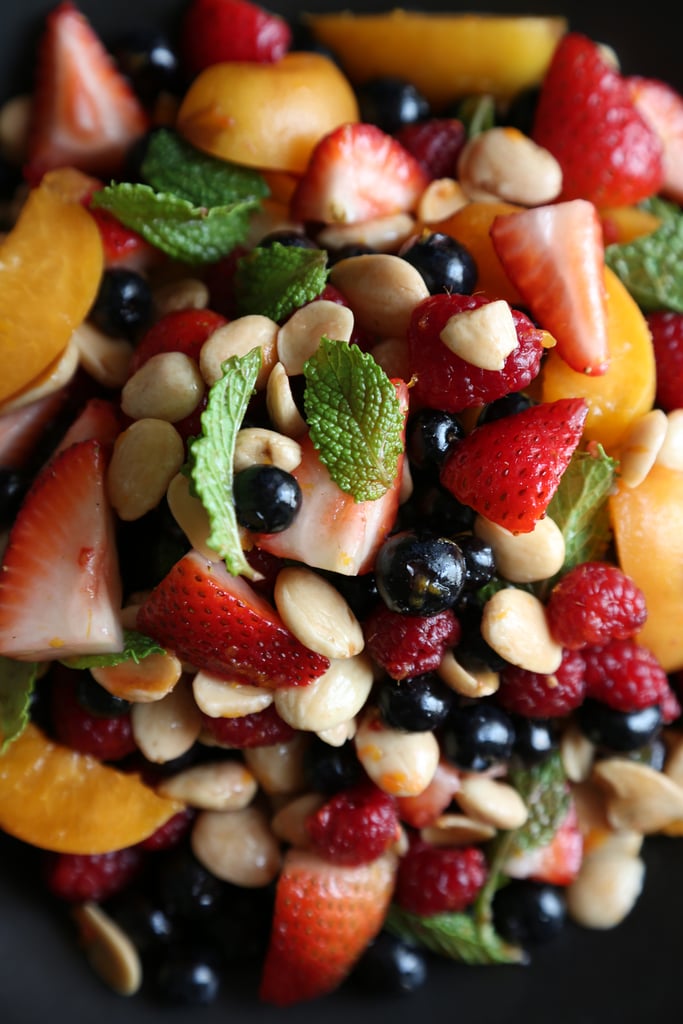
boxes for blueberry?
[75,675,131,718]
[356,76,430,134]
[326,242,377,265]
[0,467,30,525]
[442,703,516,771]
[375,530,467,615]
[257,229,318,249]
[577,699,663,753]
[493,880,567,945]
[400,232,478,295]
[406,408,464,473]
[233,465,302,533]
[108,890,177,956]
[376,673,454,731]
[511,716,559,764]
[352,931,428,995]
[114,29,182,105]
[89,268,153,339]
[303,737,365,794]
[454,533,496,589]
[477,391,535,426]
[407,482,476,536]
[153,943,221,1005]
[156,849,226,923]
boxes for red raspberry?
[181,0,292,75]
[363,605,461,680]
[407,293,545,413]
[44,847,145,902]
[546,562,647,650]
[200,704,295,747]
[646,310,683,412]
[394,118,467,180]
[138,807,196,852]
[50,670,137,761]
[305,780,400,866]
[583,638,674,713]
[394,835,487,916]
[497,649,587,718]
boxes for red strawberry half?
[25,2,149,181]
[182,0,292,77]
[504,802,583,886]
[532,32,664,207]
[0,439,123,660]
[440,397,588,534]
[136,549,330,688]
[128,308,228,376]
[491,199,609,376]
[259,848,397,1006]
[290,123,429,225]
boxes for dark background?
[2,1,682,1022]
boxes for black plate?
[1,2,681,1023]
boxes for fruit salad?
[1,0,683,1011]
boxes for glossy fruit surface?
[176,52,359,173]
[0,170,103,405]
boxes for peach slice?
[610,464,683,673]
[0,169,104,406]
[0,723,183,854]
[305,11,567,107]
[176,52,359,174]
[540,267,656,452]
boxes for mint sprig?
[141,128,269,207]
[386,905,524,966]
[188,348,261,579]
[605,202,683,312]
[60,629,165,670]
[0,657,37,754]
[234,242,328,322]
[91,183,257,264]
[303,339,405,502]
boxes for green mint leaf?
[538,445,617,597]
[456,94,497,137]
[189,348,261,579]
[0,657,37,754]
[60,630,165,670]
[506,751,571,855]
[234,242,328,321]
[91,183,257,264]
[303,339,404,502]
[141,128,269,207]
[385,905,524,965]
[605,207,683,312]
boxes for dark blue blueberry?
[511,716,559,765]
[375,530,467,615]
[257,229,318,249]
[477,392,534,426]
[356,76,430,134]
[156,849,226,923]
[493,880,567,946]
[303,737,365,795]
[114,30,182,105]
[400,232,477,295]
[406,408,464,473]
[442,702,516,771]
[90,268,153,339]
[108,891,177,955]
[376,673,455,731]
[153,943,221,1005]
[233,465,302,533]
[454,533,496,589]
[75,675,131,718]
[352,931,428,995]
[577,699,662,753]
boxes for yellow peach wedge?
[540,267,656,453]
[0,723,184,854]
[176,52,359,174]
[0,168,104,406]
[305,11,567,106]
[609,464,683,673]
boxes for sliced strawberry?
[440,398,588,534]
[128,308,228,377]
[532,32,664,207]
[503,802,583,886]
[290,123,429,225]
[25,2,149,181]
[86,205,157,272]
[182,0,292,77]
[259,848,397,1006]
[628,76,683,205]
[491,200,609,376]
[395,759,462,829]
[0,439,123,660]
[54,398,122,455]
[136,549,330,688]
[0,389,70,470]
[253,381,407,576]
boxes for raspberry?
[50,669,137,761]
[200,704,295,747]
[394,118,467,180]
[546,562,647,650]
[394,836,487,916]
[363,604,461,680]
[497,649,587,718]
[583,638,674,713]
[44,847,145,902]
[306,780,400,866]
[138,807,196,852]
[646,310,683,412]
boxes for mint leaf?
[456,94,496,137]
[234,242,328,321]
[189,348,261,579]
[303,340,404,502]
[605,207,683,312]
[0,657,37,754]
[91,183,257,264]
[60,630,165,670]
[507,752,571,855]
[385,905,524,965]
[538,445,617,597]
[141,128,269,207]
